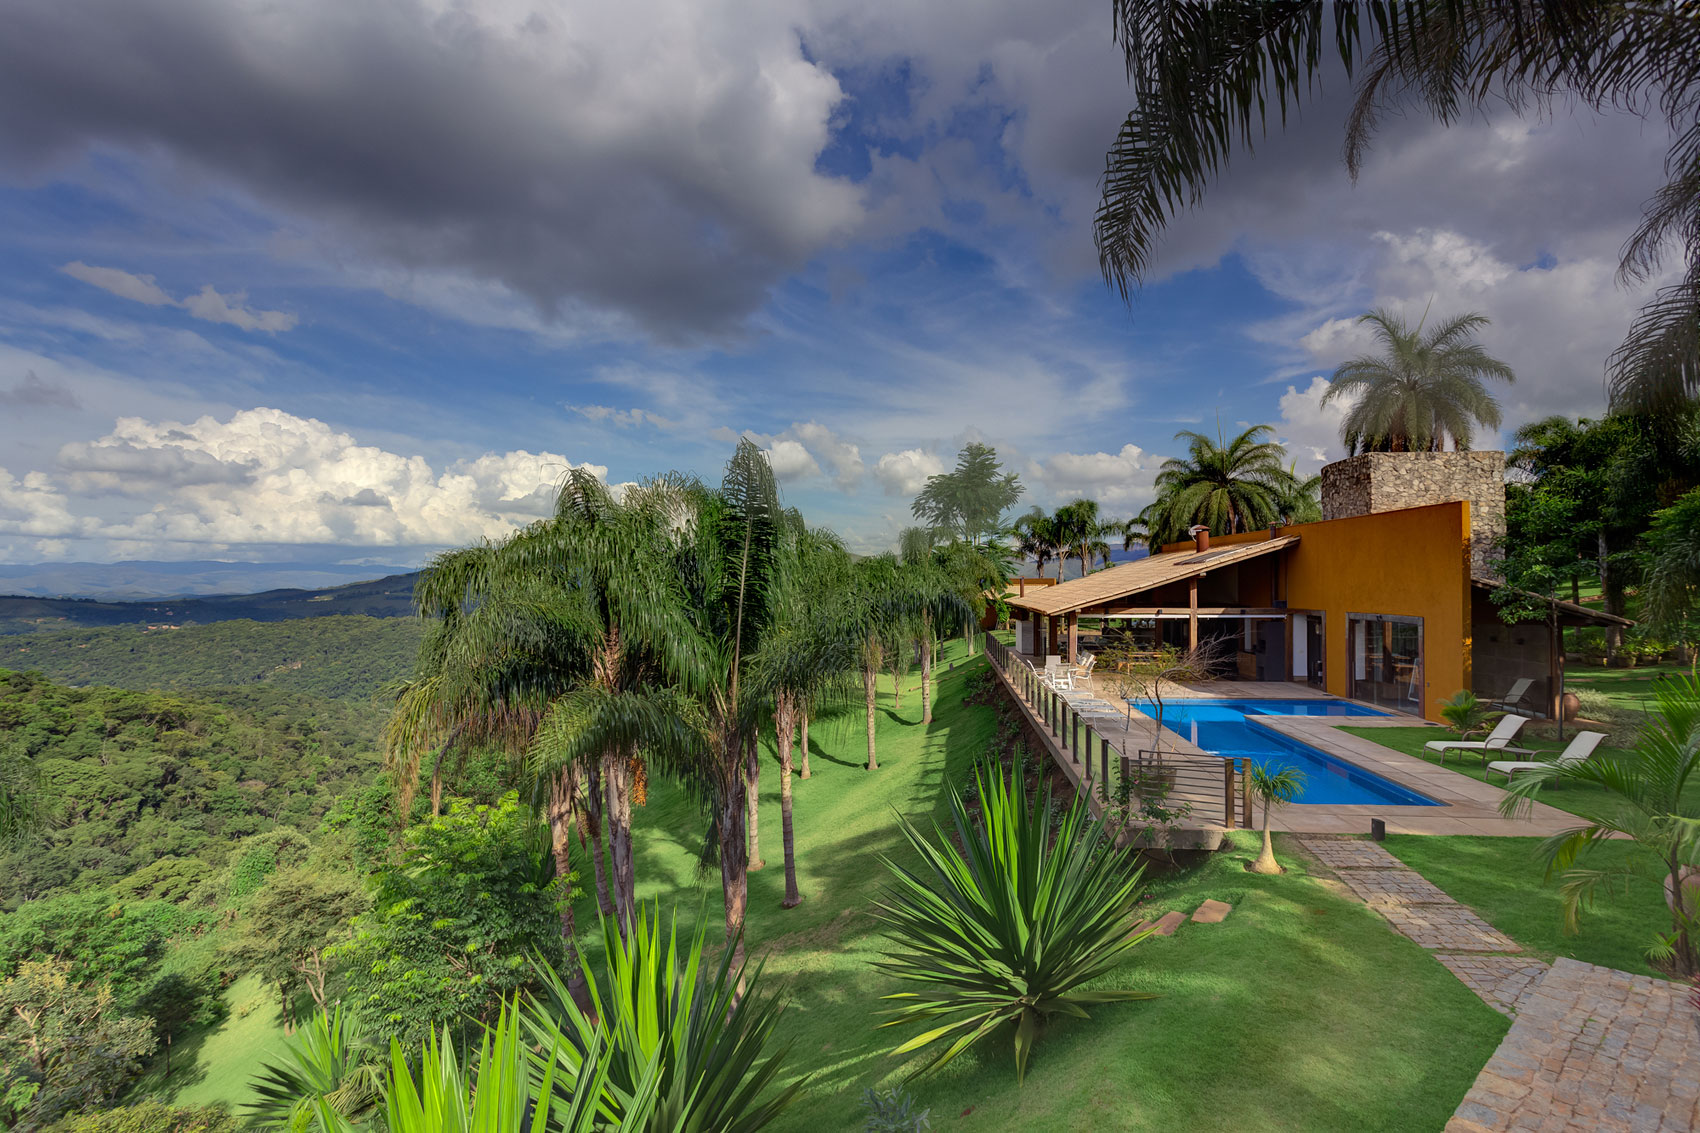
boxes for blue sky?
[0,0,1677,566]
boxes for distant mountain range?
[0,569,421,634]
[0,559,420,600]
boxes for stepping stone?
[1191,899,1232,924]
[1133,911,1185,937]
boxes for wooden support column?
[1188,576,1199,651]
[1067,612,1079,664]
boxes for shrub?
[1570,688,1616,721]
[46,1103,236,1133]
[874,766,1155,1082]
[861,1085,931,1132]
[1438,690,1496,738]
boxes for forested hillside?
[0,670,387,906]
[2,617,425,702]
[0,572,419,634]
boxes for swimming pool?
[1131,698,1442,807]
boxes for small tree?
[225,866,369,1023]
[1247,763,1306,875]
[0,959,156,1128]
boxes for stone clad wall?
[1319,451,1505,579]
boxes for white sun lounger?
[1487,730,1608,784]
[1488,676,1536,713]
[1424,714,1534,765]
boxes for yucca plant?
[526,904,802,1132]
[874,767,1155,1083]
[299,999,659,1133]
[246,1005,385,1130]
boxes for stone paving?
[1437,955,1551,1018]
[1377,904,1522,952]
[1445,958,1700,1133]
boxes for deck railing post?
[1223,759,1235,829]
[1100,737,1110,804]
[1072,715,1079,759]
[1240,759,1252,828]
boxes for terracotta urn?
[1665,865,1700,916]
[1560,691,1580,721]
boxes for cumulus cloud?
[0,370,80,410]
[0,407,604,551]
[1029,443,1160,510]
[789,421,863,490]
[61,262,296,333]
[763,439,821,483]
[872,448,944,497]
[4,0,862,336]
[1275,377,1354,472]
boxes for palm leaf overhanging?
[873,766,1155,1083]
[1323,308,1515,453]
[1095,1,1700,410]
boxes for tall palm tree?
[850,556,904,772]
[1323,309,1515,453]
[1276,464,1322,525]
[1010,508,1062,579]
[1053,498,1113,578]
[387,470,707,1001]
[1093,2,1700,411]
[1145,425,1294,543]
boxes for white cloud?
[568,405,678,430]
[61,262,296,334]
[763,439,821,483]
[1276,377,1354,472]
[872,448,944,497]
[1029,443,1160,511]
[789,421,863,490]
[180,285,297,333]
[60,262,174,306]
[5,407,604,551]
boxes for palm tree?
[1093,3,1700,410]
[1323,309,1515,453]
[1010,508,1062,579]
[1053,498,1112,578]
[1145,425,1294,543]
[1246,763,1306,875]
[1276,464,1322,525]
[1500,675,1700,975]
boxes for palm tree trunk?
[921,623,933,726]
[864,659,879,770]
[603,751,635,939]
[799,710,812,779]
[430,761,443,818]
[891,649,903,712]
[583,759,614,919]
[777,694,801,908]
[1251,805,1280,875]
[546,765,593,1013]
[962,617,975,657]
[718,733,749,985]
[745,731,764,869]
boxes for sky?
[0,0,1681,567]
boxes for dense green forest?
[1,618,425,703]
[0,573,419,635]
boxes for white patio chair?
[1074,652,1097,680]
[1423,714,1535,766]
[1487,730,1608,785]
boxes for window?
[1347,613,1423,714]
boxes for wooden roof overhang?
[1005,536,1299,619]
[1470,578,1634,629]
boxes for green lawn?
[137,644,1512,1130]
[1335,725,1700,819]
[1380,836,1678,979]
[130,974,292,1113]
[1564,661,1689,717]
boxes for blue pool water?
[1131,698,1442,807]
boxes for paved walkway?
[1300,837,1542,1014]
[1446,959,1700,1133]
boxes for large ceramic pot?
[1560,691,1580,721]
[1665,865,1700,916]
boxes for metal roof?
[1005,536,1298,617]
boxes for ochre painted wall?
[1169,503,1472,720]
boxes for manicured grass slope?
[1381,836,1677,979]
[132,975,292,1112]
[613,647,1505,1132]
[1565,662,1689,716]
[1335,725,1700,819]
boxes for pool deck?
[1058,674,1580,837]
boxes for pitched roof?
[1470,577,1634,628]
[1006,536,1298,617]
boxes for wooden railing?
[983,633,1248,830]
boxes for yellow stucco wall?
[1172,503,1472,720]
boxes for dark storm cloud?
[0,0,862,336]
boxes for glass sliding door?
[1348,613,1423,714]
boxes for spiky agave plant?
[874,766,1155,1083]
[525,903,803,1132]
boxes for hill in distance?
[0,571,422,634]
[0,559,419,600]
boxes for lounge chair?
[1424,714,1535,766]
[1074,653,1097,679]
[1487,730,1608,785]
[1488,677,1536,714]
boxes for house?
[1004,451,1628,722]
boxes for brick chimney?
[1319,451,1505,579]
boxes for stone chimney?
[1319,451,1506,579]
